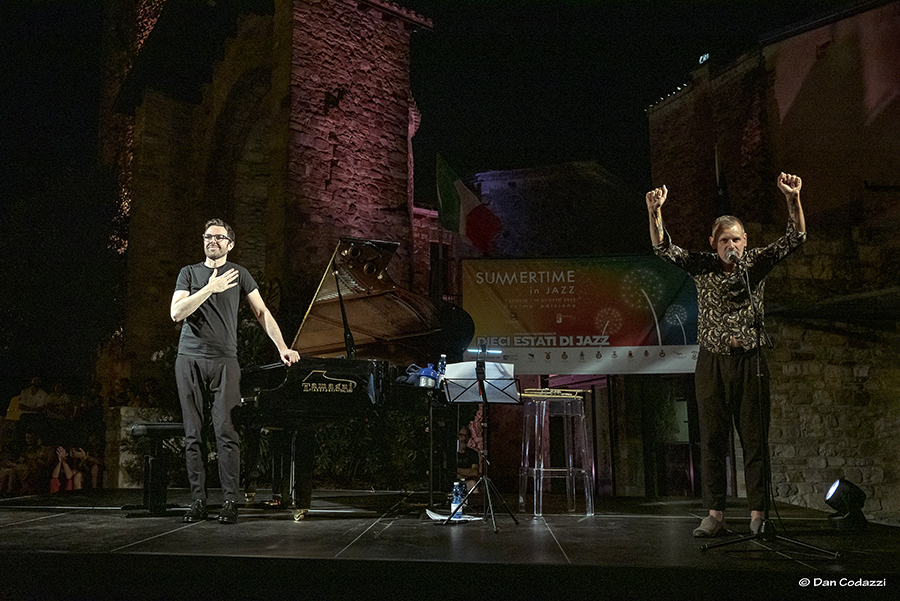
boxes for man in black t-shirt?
[171,219,300,524]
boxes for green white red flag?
[436,155,502,254]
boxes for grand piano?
[232,237,473,519]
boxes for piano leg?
[290,426,315,521]
[242,427,261,503]
[267,429,289,506]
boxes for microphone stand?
[701,256,837,557]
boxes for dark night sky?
[405,0,861,200]
[0,0,858,400]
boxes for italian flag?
[436,155,502,254]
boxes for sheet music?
[444,361,514,381]
[442,361,519,404]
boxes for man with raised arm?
[646,173,806,537]
[171,219,300,524]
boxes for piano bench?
[129,422,184,517]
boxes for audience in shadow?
[1,377,109,497]
[1,371,189,498]
[0,431,52,496]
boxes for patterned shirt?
[653,220,806,355]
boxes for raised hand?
[646,185,668,212]
[646,185,668,246]
[777,172,805,232]
[777,172,801,197]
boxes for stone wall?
[284,0,428,300]
[127,90,205,371]
[768,222,900,524]
[647,56,776,247]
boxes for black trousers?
[175,355,242,502]
[694,347,770,512]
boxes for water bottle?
[418,364,438,388]
[436,354,447,387]
[450,480,463,520]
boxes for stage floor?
[1,488,897,600]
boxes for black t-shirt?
[175,261,258,358]
[457,447,479,471]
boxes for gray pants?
[175,355,242,502]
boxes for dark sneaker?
[218,500,238,524]
[183,499,207,523]
[693,515,731,538]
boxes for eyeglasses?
[202,234,232,243]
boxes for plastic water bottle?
[436,354,447,387]
[450,480,464,520]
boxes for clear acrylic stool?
[518,389,594,517]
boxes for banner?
[461,257,699,374]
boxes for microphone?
[726,249,740,264]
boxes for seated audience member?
[1,395,22,452]
[46,382,74,417]
[50,446,83,493]
[0,431,52,496]
[109,378,138,408]
[18,377,48,410]
[17,377,49,441]
[72,390,106,454]
[83,382,108,411]
[70,442,104,489]
[45,382,76,444]
[138,376,167,408]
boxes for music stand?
[442,348,521,532]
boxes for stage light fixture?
[825,478,867,530]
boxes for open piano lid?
[290,237,462,361]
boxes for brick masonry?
[284,0,426,297]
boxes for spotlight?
[825,478,867,530]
